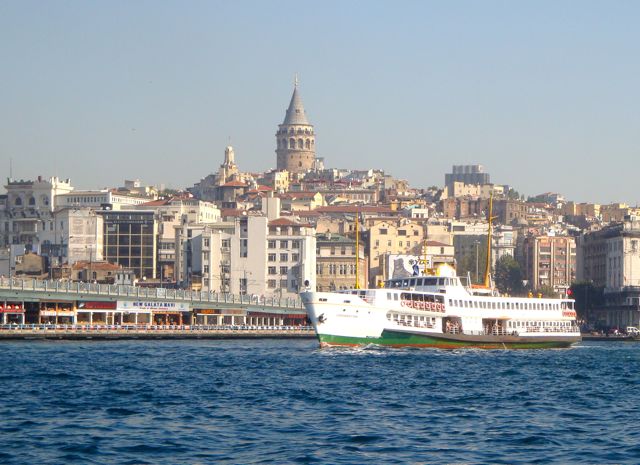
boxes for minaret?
[276,77,316,175]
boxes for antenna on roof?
[294,73,299,88]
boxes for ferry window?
[437,278,445,286]
[410,279,416,287]
[387,293,392,300]
[417,278,424,286]
[449,299,453,306]
[394,294,398,301]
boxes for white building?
[175,197,316,298]
[0,176,74,251]
[136,196,221,282]
[56,190,153,210]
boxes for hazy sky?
[1,1,638,204]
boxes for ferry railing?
[0,278,305,309]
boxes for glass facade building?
[100,211,157,279]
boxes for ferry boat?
[300,265,581,349]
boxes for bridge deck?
[0,278,304,312]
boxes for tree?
[536,285,558,298]
[505,188,521,200]
[493,255,525,295]
[456,239,487,284]
[569,281,605,322]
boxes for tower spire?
[294,73,299,88]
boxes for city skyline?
[1,1,639,204]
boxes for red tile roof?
[268,217,312,228]
[222,181,249,188]
[315,205,393,214]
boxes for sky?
[0,1,639,204]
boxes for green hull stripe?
[317,331,576,349]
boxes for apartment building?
[315,233,366,291]
[366,218,425,287]
[175,197,316,298]
[523,234,576,293]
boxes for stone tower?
[276,79,315,175]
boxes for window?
[268,240,276,249]
[204,238,210,247]
[240,239,248,258]
[292,253,299,261]
[203,265,209,274]
[379,228,388,235]
[280,240,288,249]
[268,266,277,275]
[398,230,406,236]
[280,253,288,261]
[341,247,346,255]
[280,266,288,275]
[292,240,300,248]
[268,253,276,262]
[268,279,276,289]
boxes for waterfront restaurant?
[76,301,117,325]
[246,311,309,326]
[39,300,75,324]
[118,300,189,325]
[1,300,25,324]
[194,308,245,325]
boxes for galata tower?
[276,78,315,174]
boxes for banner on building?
[117,300,190,312]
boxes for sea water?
[0,340,638,464]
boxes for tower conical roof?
[282,85,310,125]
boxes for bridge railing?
[0,278,304,309]
[0,323,313,332]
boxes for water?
[0,340,639,465]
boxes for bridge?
[0,278,307,327]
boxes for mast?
[354,210,360,289]
[423,237,428,275]
[483,192,495,287]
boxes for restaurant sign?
[117,301,190,312]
